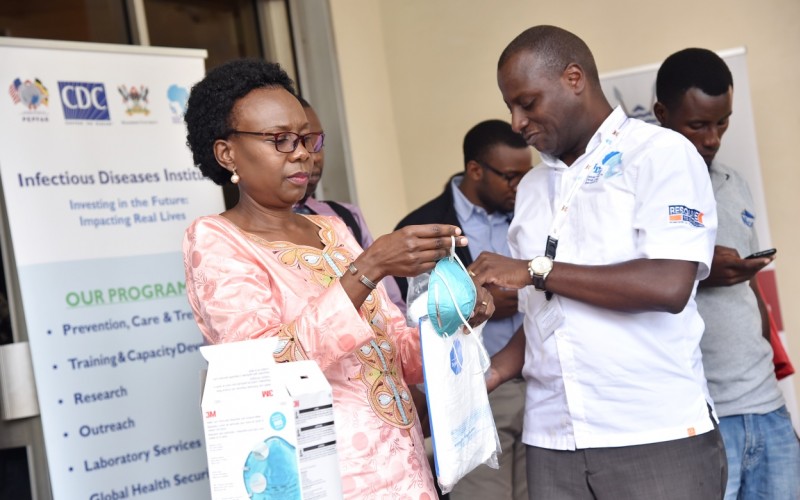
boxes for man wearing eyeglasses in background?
[394,119,532,500]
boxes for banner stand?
[0,37,222,499]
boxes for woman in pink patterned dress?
[182,59,493,499]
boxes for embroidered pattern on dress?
[355,290,416,430]
[273,323,309,362]
[246,216,415,430]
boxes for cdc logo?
[58,82,110,121]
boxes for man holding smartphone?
[655,48,800,499]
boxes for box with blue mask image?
[406,247,500,494]
[199,338,343,500]
[243,436,299,499]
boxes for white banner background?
[599,48,797,431]
[0,38,222,499]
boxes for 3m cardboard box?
[200,338,342,500]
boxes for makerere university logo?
[58,81,110,121]
[118,84,150,116]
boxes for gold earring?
[230,167,240,184]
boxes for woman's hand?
[355,224,468,281]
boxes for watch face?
[532,257,552,274]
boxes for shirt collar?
[295,196,321,209]
[540,105,628,169]
[450,175,513,223]
[450,175,475,221]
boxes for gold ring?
[468,270,476,277]
[481,301,488,307]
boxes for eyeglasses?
[478,161,526,187]
[229,131,325,153]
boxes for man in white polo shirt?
[470,26,727,499]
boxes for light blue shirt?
[450,176,523,356]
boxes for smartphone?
[745,248,777,259]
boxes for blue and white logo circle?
[270,412,287,431]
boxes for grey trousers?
[525,423,727,499]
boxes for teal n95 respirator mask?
[427,237,476,337]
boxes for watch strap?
[533,273,547,291]
[528,257,552,292]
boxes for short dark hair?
[463,119,528,166]
[656,48,733,111]
[498,25,599,85]
[184,58,296,185]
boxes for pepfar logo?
[58,81,110,121]
[9,78,49,109]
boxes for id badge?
[535,296,564,342]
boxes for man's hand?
[467,284,496,327]
[469,252,531,290]
[484,326,525,393]
[701,245,774,288]
[484,366,504,393]
[485,285,519,319]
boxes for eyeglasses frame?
[477,160,527,187]
[228,130,325,153]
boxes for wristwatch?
[528,256,553,292]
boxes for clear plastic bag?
[406,254,500,494]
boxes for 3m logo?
[668,205,705,227]
[205,410,216,418]
[261,390,274,397]
[58,81,110,121]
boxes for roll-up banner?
[599,47,797,431]
[0,38,221,499]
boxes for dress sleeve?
[183,217,375,372]
[386,309,424,386]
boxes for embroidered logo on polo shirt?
[585,164,603,184]
[741,209,755,227]
[585,151,624,184]
[602,151,623,178]
[668,205,705,227]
